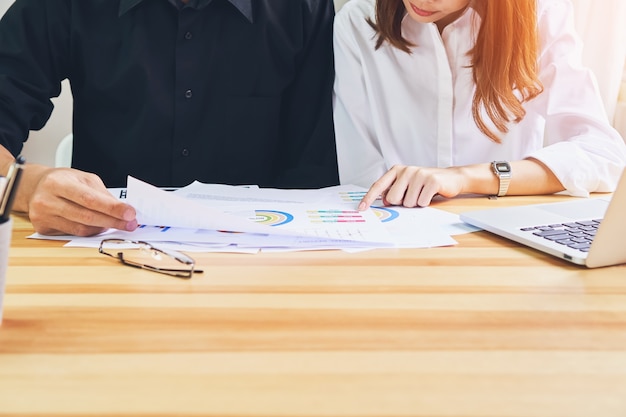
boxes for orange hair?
[370,0,543,142]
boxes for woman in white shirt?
[333,0,626,210]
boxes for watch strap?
[492,161,511,197]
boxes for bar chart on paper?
[307,210,366,223]
[249,204,391,243]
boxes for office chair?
[55,133,73,168]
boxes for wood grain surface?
[1,195,625,416]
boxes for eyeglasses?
[98,239,203,278]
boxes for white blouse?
[333,0,626,196]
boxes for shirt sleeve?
[272,0,339,189]
[332,2,388,188]
[526,0,626,196]
[0,0,69,156]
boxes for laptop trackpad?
[538,198,609,220]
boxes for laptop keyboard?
[520,219,602,252]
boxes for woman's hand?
[358,165,466,210]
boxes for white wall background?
[0,0,624,167]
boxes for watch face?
[495,162,510,173]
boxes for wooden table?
[1,195,625,416]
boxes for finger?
[400,183,422,207]
[30,196,138,236]
[33,214,109,237]
[383,170,412,206]
[72,191,136,223]
[416,181,440,207]
[29,185,137,235]
[59,198,138,232]
[358,170,398,210]
[59,177,136,222]
[381,189,391,206]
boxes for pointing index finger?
[357,170,397,211]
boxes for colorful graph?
[371,206,399,223]
[338,191,367,202]
[253,210,294,226]
[307,209,365,223]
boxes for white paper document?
[29,176,477,252]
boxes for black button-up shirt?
[0,0,338,188]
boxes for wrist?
[14,164,54,214]
[457,164,500,195]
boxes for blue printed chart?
[252,210,294,226]
[371,206,400,223]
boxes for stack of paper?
[30,176,478,253]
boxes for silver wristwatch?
[491,161,511,197]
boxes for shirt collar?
[118,0,254,23]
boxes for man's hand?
[26,168,138,236]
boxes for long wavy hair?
[370,0,543,142]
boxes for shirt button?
[184,89,193,99]
[184,31,193,40]
[181,148,190,157]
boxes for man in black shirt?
[0,0,339,236]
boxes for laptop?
[459,169,626,268]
